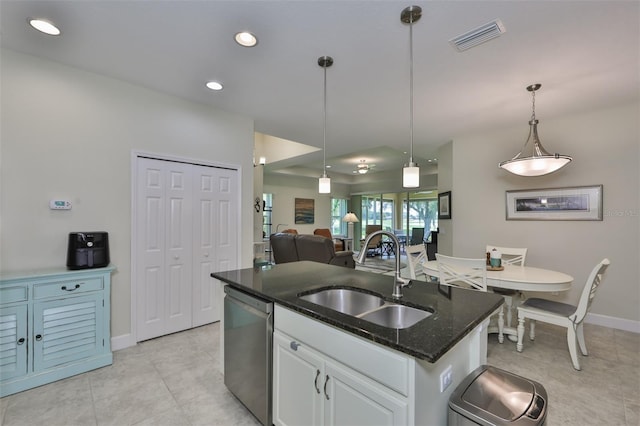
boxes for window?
[402,192,438,243]
[331,198,348,236]
[360,194,394,238]
[262,193,273,238]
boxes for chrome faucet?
[356,230,411,298]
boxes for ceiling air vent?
[449,19,506,52]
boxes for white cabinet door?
[273,331,323,426]
[324,361,408,426]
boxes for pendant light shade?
[318,56,333,194]
[499,84,572,176]
[401,5,422,188]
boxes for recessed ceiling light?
[28,18,61,36]
[234,31,258,47]
[206,81,223,91]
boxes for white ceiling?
[2,1,638,182]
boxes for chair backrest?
[314,228,332,239]
[405,244,427,280]
[572,258,610,324]
[364,224,382,248]
[436,253,487,292]
[486,245,528,266]
[282,228,298,235]
[410,227,425,245]
[270,232,298,264]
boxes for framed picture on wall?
[506,185,603,221]
[294,198,315,224]
[438,191,451,220]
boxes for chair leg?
[576,323,588,356]
[503,295,513,328]
[497,306,505,344]
[529,320,536,341]
[567,326,582,370]
[516,316,525,352]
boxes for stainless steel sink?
[299,288,385,316]
[299,287,433,329]
[358,304,433,329]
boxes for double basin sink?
[299,288,433,329]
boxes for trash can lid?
[449,365,547,425]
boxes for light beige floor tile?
[93,377,177,426]
[132,405,191,426]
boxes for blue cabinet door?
[33,293,104,371]
[0,305,28,381]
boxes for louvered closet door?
[192,165,239,326]
[136,158,193,341]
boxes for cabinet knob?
[35,334,43,341]
[174,255,180,260]
[17,337,25,345]
[289,341,300,351]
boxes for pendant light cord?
[323,62,327,174]
[409,12,414,163]
[530,89,536,122]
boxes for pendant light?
[401,5,421,188]
[499,84,572,176]
[318,56,333,194]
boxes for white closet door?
[192,165,238,326]
[136,158,193,341]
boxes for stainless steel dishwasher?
[223,285,273,426]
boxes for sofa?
[270,233,355,268]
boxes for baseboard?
[586,313,640,333]
[111,333,137,351]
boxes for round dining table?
[422,261,574,292]
[422,260,574,342]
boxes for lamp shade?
[403,164,420,188]
[318,174,331,194]
[342,212,359,223]
[499,84,572,176]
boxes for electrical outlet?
[440,365,453,393]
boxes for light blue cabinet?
[0,266,114,397]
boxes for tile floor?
[1,319,638,426]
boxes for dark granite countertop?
[212,261,503,363]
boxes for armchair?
[360,224,382,256]
[313,228,344,251]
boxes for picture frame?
[438,191,451,220]
[506,185,603,221]
[294,198,315,224]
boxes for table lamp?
[342,212,359,241]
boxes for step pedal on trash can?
[448,365,547,425]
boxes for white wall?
[450,102,639,327]
[264,174,351,236]
[0,49,256,340]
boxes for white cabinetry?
[274,331,407,426]
[273,305,488,426]
[0,266,114,397]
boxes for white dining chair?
[405,244,427,280]
[436,254,506,342]
[516,258,610,370]
[486,245,528,329]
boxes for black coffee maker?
[66,232,110,269]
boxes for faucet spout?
[356,230,411,298]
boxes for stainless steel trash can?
[448,365,547,426]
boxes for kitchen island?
[212,261,503,425]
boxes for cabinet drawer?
[34,277,103,299]
[0,286,28,305]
